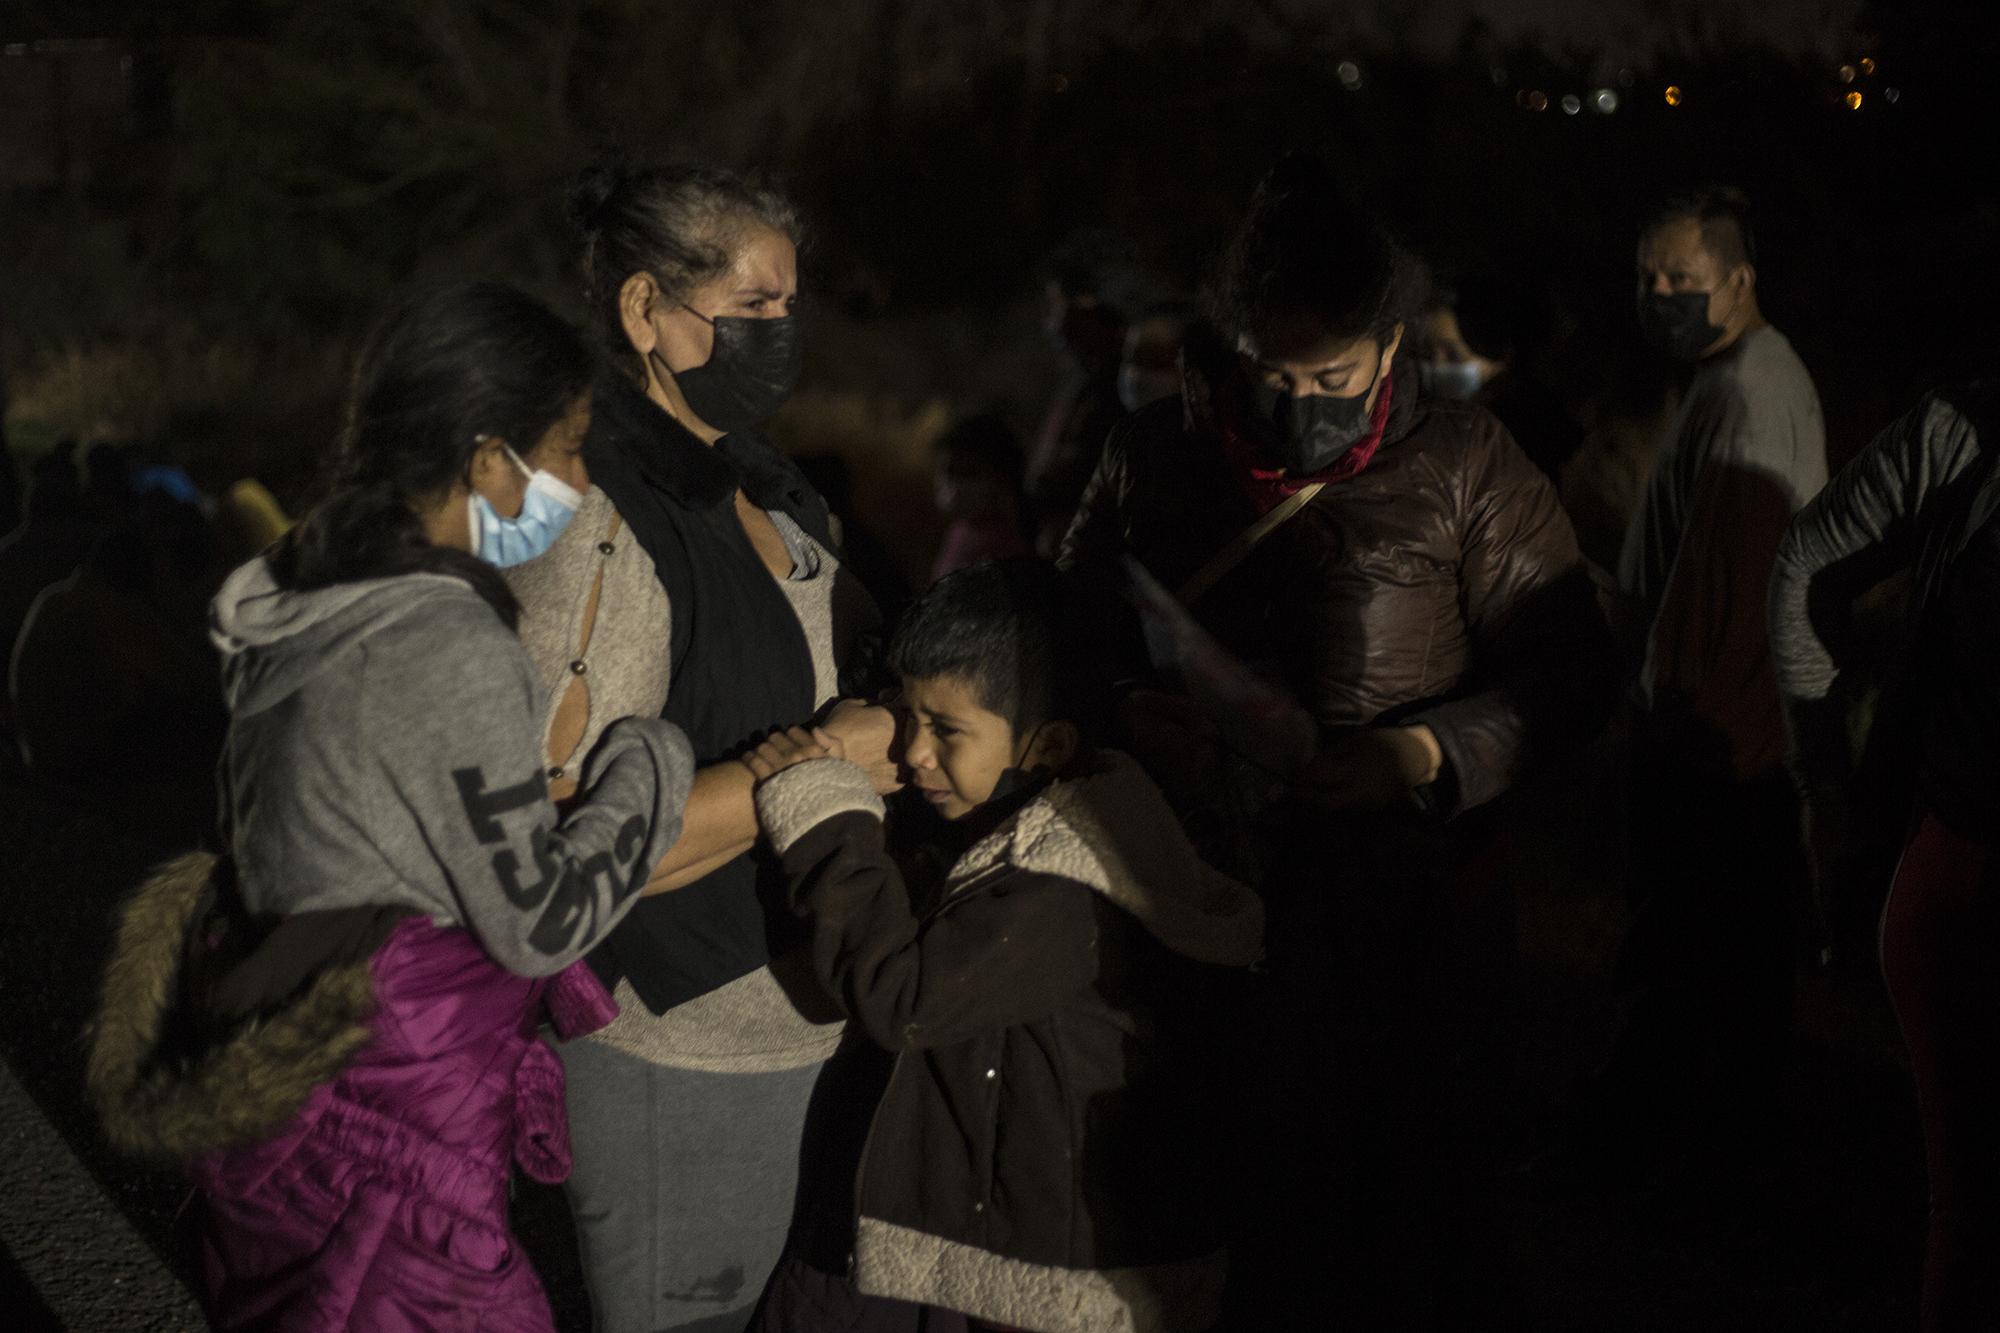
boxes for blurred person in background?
[794,451,911,619]
[0,358,18,532]
[1556,333,1679,576]
[1028,230,1142,557]
[929,411,1034,582]
[9,483,227,836]
[1117,300,1194,414]
[513,160,901,1332]
[1583,184,1829,1188]
[1769,381,2000,1333]
[212,477,294,564]
[1416,274,1584,483]
[0,441,103,740]
[84,440,142,526]
[1061,152,1618,1328]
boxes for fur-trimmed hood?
[86,852,376,1162]
[944,750,1263,968]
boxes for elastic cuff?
[755,758,886,854]
[545,960,620,1040]
[511,1043,572,1185]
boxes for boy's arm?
[755,758,1100,1051]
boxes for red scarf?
[1220,373,1396,515]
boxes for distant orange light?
[1845,91,1864,110]
[1860,56,1877,76]
[1527,90,1549,112]
[1664,85,1683,107]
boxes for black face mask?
[672,306,802,431]
[1247,374,1380,476]
[1636,291,1726,363]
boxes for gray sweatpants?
[558,1037,825,1333]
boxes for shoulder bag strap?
[1177,481,1329,605]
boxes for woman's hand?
[1293,725,1443,811]
[740,727,836,782]
[817,700,904,795]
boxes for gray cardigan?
[507,486,876,1071]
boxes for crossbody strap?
[1177,481,1329,605]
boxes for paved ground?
[0,757,1925,1331]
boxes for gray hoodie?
[210,558,695,977]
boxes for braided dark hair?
[568,160,802,371]
[267,281,594,629]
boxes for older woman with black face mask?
[504,163,899,1332]
[1060,153,1619,1329]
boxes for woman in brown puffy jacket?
[1059,153,1618,1329]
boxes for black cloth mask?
[1248,376,1378,475]
[672,306,802,431]
[1637,291,1726,362]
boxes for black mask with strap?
[670,306,803,432]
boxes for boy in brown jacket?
[745,560,1263,1333]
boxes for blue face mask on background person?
[1419,359,1485,401]
[467,441,583,567]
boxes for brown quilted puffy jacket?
[1059,333,1618,818]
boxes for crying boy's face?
[897,675,1027,821]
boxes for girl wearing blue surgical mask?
[466,434,587,566]
[87,281,697,1330]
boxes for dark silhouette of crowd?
[0,143,1969,1333]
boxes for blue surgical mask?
[467,442,583,567]
[1420,360,1485,401]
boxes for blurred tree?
[170,0,616,329]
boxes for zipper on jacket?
[848,860,1018,1263]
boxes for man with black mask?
[1589,185,1827,1190]
[1061,153,1618,1329]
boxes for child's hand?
[740,727,834,782]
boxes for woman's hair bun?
[567,161,628,233]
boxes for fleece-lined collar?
[944,751,1263,968]
[756,751,1263,969]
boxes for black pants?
[1598,751,1804,1158]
